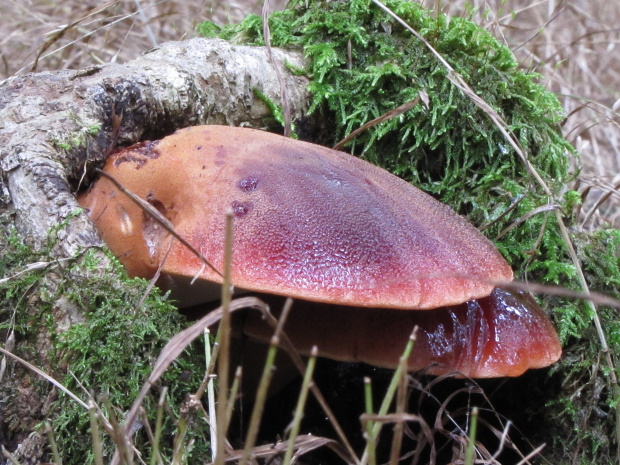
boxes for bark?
[0,37,311,463]
[1,37,310,255]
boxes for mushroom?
[244,288,560,378]
[78,125,561,377]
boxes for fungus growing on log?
[78,125,561,377]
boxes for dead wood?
[1,37,309,254]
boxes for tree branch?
[0,38,310,255]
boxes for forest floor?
[1,1,619,463]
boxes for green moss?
[198,0,620,461]
[50,114,101,151]
[0,222,210,464]
[198,0,574,242]
[199,0,572,195]
[198,0,582,313]
[54,253,209,464]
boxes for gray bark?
[0,37,310,256]
[0,37,311,463]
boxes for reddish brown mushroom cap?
[242,288,562,378]
[78,125,512,309]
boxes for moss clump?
[197,0,582,325]
[54,252,209,464]
[198,0,575,273]
[198,0,620,461]
[0,222,210,464]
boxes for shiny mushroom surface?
[79,125,512,309]
[78,125,560,377]
[242,288,561,378]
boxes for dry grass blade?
[361,411,435,465]
[515,444,546,465]
[511,5,564,55]
[501,280,620,309]
[0,330,14,383]
[131,0,158,47]
[333,97,420,151]
[431,382,482,434]
[139,240,173,308]
[412,375,544,463]
[225,434,351,463]
[262,0,291,137]
[1,445,21,465]
[215,211,234,465]
[495,203,560,240]
[32,0,121,71]
[362,412,431,424]
[101,396,133,464]
[0,346,88,410]
[0,259,70,285]
[138,408,156,462]
[490,420,513,462]
[580,177,620,228]
[204,330,218,461]
[473,415,539,464]
[479,194,526,232]
[94,168,223,279]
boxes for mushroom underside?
[238,287,561,378]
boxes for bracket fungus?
[78,125,561,378]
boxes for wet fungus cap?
[78,125,561,378]
[78,125,513,310]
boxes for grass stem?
[361,327,417,465]
[88,400,104,465]
[239,340,279,465]
[45,421,63,465]
[150,387,167,465]
[215,210,234,465]
[1,446,22,465]
[465,407,479,465]
[388,355,408,465]
[363,377,376,465]
[283,346,318,465]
